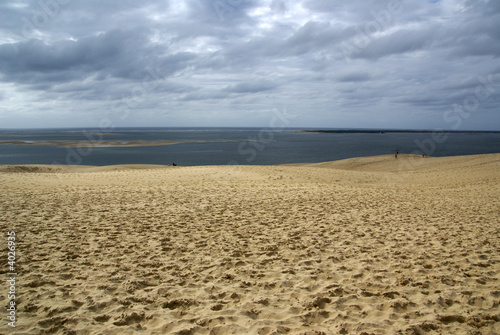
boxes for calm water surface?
[0,128,499,166]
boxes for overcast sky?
[0,0,499,129]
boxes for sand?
[0,154,499,335]
[0,139,238,148]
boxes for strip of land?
[0,139,238,148]
[288,129,500,134]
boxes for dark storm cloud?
[0,29,154,82]
[0,0,498,129]
[0,29,198,93]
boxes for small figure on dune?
[422,152,425,158]
[395,149,399,159]
[172,162,177,166]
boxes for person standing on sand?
[422,152,425,158]
[395,149,399,158]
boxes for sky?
[0,0,499,130]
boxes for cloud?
[224,80,280,93]
[350,26,434,60]
[337,72,372,83]
[0,29,153,82]
[0,0,498,130]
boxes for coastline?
[1,153,499,334]
[286,129,500,134]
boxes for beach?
[1,154,499,334]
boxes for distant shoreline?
[1,127,499,133]
[286,129,500,134]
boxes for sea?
[1,128,500,166]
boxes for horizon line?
[1,126,500,133]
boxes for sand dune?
[0,154,499,334]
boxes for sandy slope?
[0,154,499,335]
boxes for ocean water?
[0,128,499,166]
